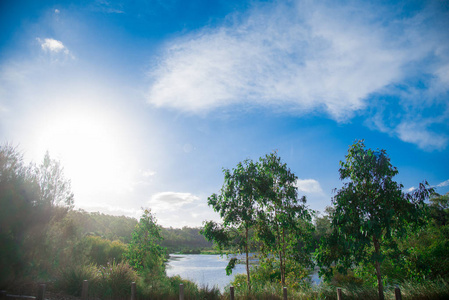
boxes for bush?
[56,263,99,296]
[134,275,220,300]
[97,261,138,299]
[84,236,127,266]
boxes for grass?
[53,262,449,300]
[219,279,449,300]
[56,261,138,299]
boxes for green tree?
[0,145,76,285]
[318,140,433,300]
[429,192,449,227]
[202,159,260,291]
[0,145,38,285]
[257,152,314,286]
[125,209,165,286]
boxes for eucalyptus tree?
[125,209,166,285]
[202,159,260,291]
[257,152,314,286]
[317,140,432,300]
[0,144,76,284]
[36,151,74,209]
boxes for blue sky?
[1,0,448,228]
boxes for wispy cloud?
[437,179,449,188]
[407,179,449,193]
[91,0,125,14]
[148,192,219,227]
[149,191,199,210]
[146,0,449,150]
[396,121,448,151]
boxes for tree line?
[1,141,448,299]
[201,140,447,300]
[0,143,211,291]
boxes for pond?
[165,254,321,292]
[165,254,246,292]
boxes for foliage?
[386,193,449,282]
[35,151,74,209]
[83,236,127,266]
[57,261,138,299]
[203,152,315,290]
[56,263,99,297]
[0,144,74,287]
[203,158,260,291]
[125,208,166,287]
[160,226,213,254]
[96,260,138,299]
[256,152,314,286]
[316,140,433,300]
[134,274,220,300]
[65,209,137,243]
[429,192,449,227]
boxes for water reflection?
[166,254,246,292]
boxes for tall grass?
[135,275,221,300]
[56,263,99,297]
[222,278,449,300]
[56,263,448,300]
[97,261,137,299]
[56,261,137,299]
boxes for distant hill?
[68,209,213,253]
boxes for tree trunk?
[373,237,385,300]
[245,226,251,291]
[280,227,286,286]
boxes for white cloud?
[37,38,74,59]
[149,191,200,210]
[296,179,324,194]
[396,121,448,151]
[406,186,416,193]
[147,192,220,227]
[147,0,449,149]
[38,38,66,53]
[146,1,406,118]
[437,179,449,188]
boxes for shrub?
[97,260,138,299]
[56,263,99,296]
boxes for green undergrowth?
[55,262,449,300]
[222,278,449,300]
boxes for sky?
[1,0,448,228]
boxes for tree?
[125,209,165,286]
[0,144,39,285]
[202,159,260,291]
[0,145,76,285]
[318,140,432,300]
[429,192,449,227]
[36,151,74,209]
[256,152,314,286]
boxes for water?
[165,254,321,292]
[166,254,246,291]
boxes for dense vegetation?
[1,142,448,299]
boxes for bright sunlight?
[34,106,137,199]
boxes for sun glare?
[34,107,136,200]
